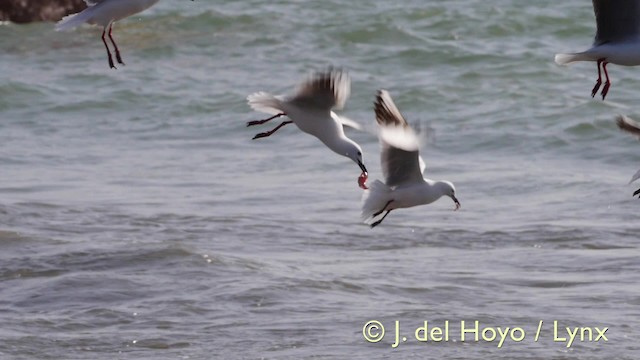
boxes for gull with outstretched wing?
[247,68,369,189]
[362,90,459,228]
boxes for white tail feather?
[247,92,284,115]
[554,52,595,65]
[55,8,94,31]
[361,180,393,222]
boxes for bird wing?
[374,89,409,128]
[616,115,640,138]
[84,0,106,6]
[290,68,351,111]
[593,0,640,44]
[616,115,640,184]
[334,113,364,131]
[374,90,425,187]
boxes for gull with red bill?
[362,90,460,228]
[247,68,369,189]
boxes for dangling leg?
[370,210,392,228]
[252,120,293,139]
[247,113,285,127]
[108,22,125,65]
[372,200,393,217]
[591,59,603,98]
[101,26,116,69]
[601,61,611,100]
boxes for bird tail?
[247,92,284,115]
[55,7,95,31]
[554,52,596,65]
[361,180,393,223]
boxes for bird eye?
[357,151,362,156]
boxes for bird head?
[438,181,460,211]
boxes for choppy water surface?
[1,0,639,358]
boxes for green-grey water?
[1,0,639,358]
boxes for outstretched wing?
[334,114,364,131]
[593,0,640,45]
[616,115,640,184]
[290,68,351,111]
[374,90,425,187]
[616,115,640,138]
[374,89,409,128]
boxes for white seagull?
[555,0,640,100]
[55,0,185,69]
[362,90,460,228]
[246,68,369,189]
[616,115,640,197]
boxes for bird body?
[555,40,640,66]
[281,101,352,154]
[247,89,360,158]
[362,179,454,218]
[56,0,160,30]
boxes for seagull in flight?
[616,115,640,197]
[247,68,369,190]
[555,0,640,100]
[361,90,460,228]
[56,0,190,69]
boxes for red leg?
[246,113,285,127]
[601,61,611,100]
[108,23,125,65]
[101,27,116,69]
[591,59,603,98]
[252,120,293,139]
